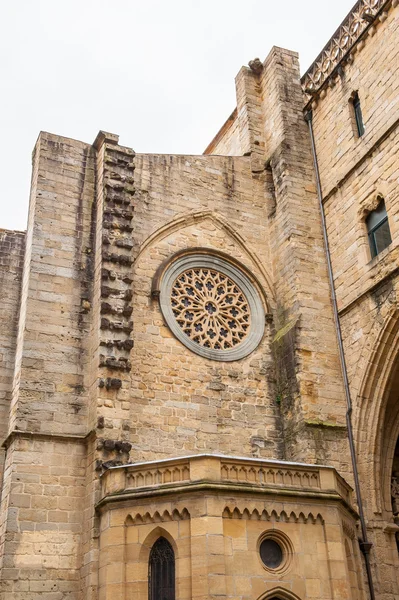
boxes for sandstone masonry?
[0,1,399,598]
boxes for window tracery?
[148,537,175,600]
[159,254,265,361]
[171,267,250,350]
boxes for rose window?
[158,254,265,361]
[170,268,250,350]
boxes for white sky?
[1,0,355,231]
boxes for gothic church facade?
[0,0,399,598]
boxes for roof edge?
[203,107,238,155]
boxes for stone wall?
[0,229,24,485]
[128,152,279,461]
[309,2,399,597]
[8,133,95,436]
[206,47,350,476]
[0,435,86,600]
[204,109,241,156]
[2,2,399,597]
[0,132,96,599]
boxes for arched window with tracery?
[148,536,175,600]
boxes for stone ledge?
[1,429,90,449]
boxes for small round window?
[260,539,283,569]
[159,255,265,361]
[257,531,293,574]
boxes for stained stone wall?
[207,47,350,477]
[203,109,241,156]
[128,153,280,461]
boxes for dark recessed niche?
[259,538,283,569]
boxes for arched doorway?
[355,308,399,593]
[378,358,399,526]
[355,311,399,522]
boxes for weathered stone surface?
[1,2,399,598]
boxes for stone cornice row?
[301,0,393,101]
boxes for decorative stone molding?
[358,190,386,219]
[126,461,190,489]
[257,529,295,575]
[222,506,324,524]
[221,460,320,489]
[126,508,190,525]
[143,214,276,307]
[342,518,357,540]
[98,454,354,510]
[391,476,399,515]
[301,0,390,96]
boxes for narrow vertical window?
[366,199,392,258]
[352,92,365,137]
[149,537,175,600]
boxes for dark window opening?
[148,537,175,600]
[366,200,392,258]
[259,538,283,569]
[352,92,365,137]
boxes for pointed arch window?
[366,199,392,258]
[148,537,175,600]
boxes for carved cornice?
[222,506,324,524]
[126,507,190,525]
[301,0,391,98]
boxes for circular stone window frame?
[257,530,294,575]
[159,254,265,362]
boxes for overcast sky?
[1,0,355,231]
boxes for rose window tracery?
[158,254,265,361]
[170,268,251,350]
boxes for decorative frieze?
[126,508,190,525]
[222,506,324,524]
[220,461,320,489]
[301,0,389,96]
[126,461,190,489]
